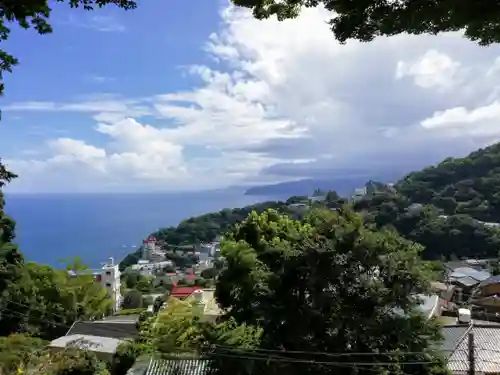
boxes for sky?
[2,0,500,193]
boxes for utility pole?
[468,332,475,375]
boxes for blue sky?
[2,0,219,155]
[2,0,500,192]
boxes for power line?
[210,343,452,357]
[202,351,437,366]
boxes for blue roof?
[449,267,490,281]
[481,275,500,286]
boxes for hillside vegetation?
[121,142,500,270]
[354,191,500,260]
[397,143,500,222]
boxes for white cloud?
[395,50,461,90]
[65,14,126,33]
[6,4,500,192]
[420,101,500,137]
[84,74,115,83]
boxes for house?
[469,276,500,312]
[287,203,309,210]
[49,315,139,360]
[441,320,500,374]
[351,187,367,202]
[477,275,500,297]
[446,267,491,293]
[171,286,202,300]
[184,289,223,322]
[308,195,326,203]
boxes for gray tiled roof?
[445,325,500,374]
[145,359,212,375]
[440,325,470,357]
[67,321,137,340]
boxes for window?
[106,283,111,288]
[106,271,111,276]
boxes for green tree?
[1,259,113,340]
[27,347,109,375]
[122,290,143,310]
[0,166,24,336]
[215,208,447,375]
[0,334,45,375]
[232,0,500,46]
[200,267,218,279]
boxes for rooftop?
[171,286,202,299]
[184,288,222,317]
[50,334,124,354]
[145,358,212,375]
[449,267,491,282]
[67,320,138,340]
[441,324,500,373]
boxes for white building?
[308,195,326,203]
[68,257,122,313]
[351,187,367,202]
[100,258,122,313]
[130,260,173,272]
[142,236,165,262]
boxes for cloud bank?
[5,5,500,192]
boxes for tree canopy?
[214,207,448,375]
[397,142,500,222]
[232,0,500,46]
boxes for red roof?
[186,274,196,280]
[166,273,177,277]
[171,286,201,298]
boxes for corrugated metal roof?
[450,268,491,282]
[145,359,212,375]
[67,321,137,339]
[454,276,481,287]
[447,325,500,373]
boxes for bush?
[115,308,146,316]
[142,296,154,307]
[200,267,218,279]
[122,290,143,310]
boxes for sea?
[3,190,271,268]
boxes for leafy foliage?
[1,259,113,339]
[122,290,144,310]
[27,348,109,375]
[153,201,293,246]
[231,0,500,45]
[354,190,500,260]
[119,201,294,271]
[397,143,500,222]
[214,207,448,375]
[0,334,45,375]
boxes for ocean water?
[4,190,269,268]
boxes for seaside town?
[26,182,500,375]
[3,1,500,375]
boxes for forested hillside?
[120,142,500,270]
[397,143,500,222]
[152,201,293,245]
[354,192,500,260]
